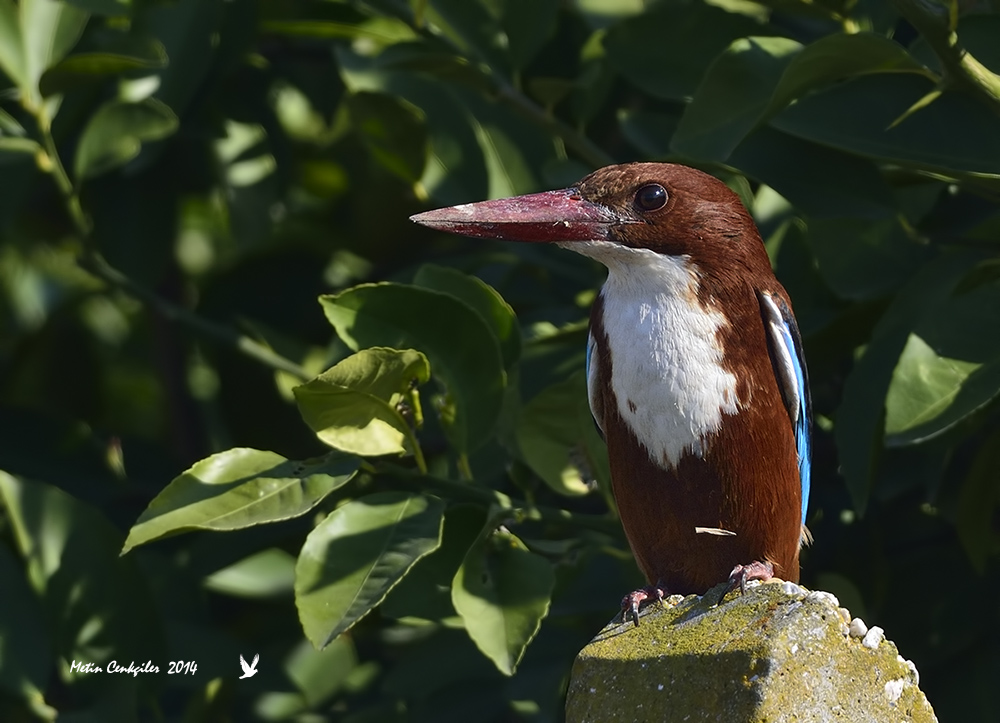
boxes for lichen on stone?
[565,580,937,723]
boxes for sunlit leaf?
[40,38,167,97]
[885,339,1000,445]
[294,347,429,458]
[20,0,88,101]
[122,449,359,553]
[835,252,983,513]
[0,1,26,88]
[452,524,553,676]
[203,548,296,599]
[0,137,41,159]
[321,283,506,454]
[672,36,800,162]
[295,491,445,648]
[412,264,521,370]
[74,98,178,179]
[515,372,609,497]
[381,503,487,620]
[765,32,930,117]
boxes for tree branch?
[30,109,310,382]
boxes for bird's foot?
[620,582,668,627]
[725,560,774,598]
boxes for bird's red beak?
[410,188,616,243]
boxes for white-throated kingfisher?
[410,163,812,626]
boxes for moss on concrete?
[565,580,937,723]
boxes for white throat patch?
[568,242,739,468]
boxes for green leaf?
[452,525,554,676]
[805,216,929,300]
[772,74,1000,178]
[765,32,929,118]
[672,36,801,162]
[295,491,445,648]
[423,0,508,76]
[284,637,359,709]
[835,252,983,513]
[122,449,359,553]
[74,97,178,180]
[320,283,506,454]
[730,126,897,218]
[618,108,680,157]
[294,347,430,458]
[39,39,168,97]
[0,472,164,671]
[956,427,1000,573]
[885,339,1000,446]
[502,0,558,70]
[20,0,88,102]
[412,264,521,370]
[261,18,416,44]
[373,42,493,94]
[0,136,41,160]
[63,0,129,14]
[203,548,296,599]
[603,1,772,101]
[346,91,428,184]
[0,1,27,89]
[381,503,487,620]
[0,541,51,701]
[515,372,610,497]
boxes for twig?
[30,109,310,382]
[78,253,310,380]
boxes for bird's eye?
[634,184,668,212]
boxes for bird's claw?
[725,560,774,598]
[620,582,667,627]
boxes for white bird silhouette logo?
[239,654,259,679]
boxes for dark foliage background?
[1,0,999,721]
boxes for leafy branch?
[892,0,1000,115]
[27,108,310,382]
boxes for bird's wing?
[757,291,812,528]
[240,655,249,674]
[586,331,606,438]
[252,654,259,669]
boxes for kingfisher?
[411,163,811,626]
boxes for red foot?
[726,560,774,597]
[620,582,667,627]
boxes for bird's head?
[410,162,770,275]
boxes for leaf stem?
[408,433,429,475]
[456,453,473,481]
[393,3,615,170]
[491,80,614,169]
[35,106,91,239]
[891,0,1000,115]
[390,469,621,535]
[78,253,311,380]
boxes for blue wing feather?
[585,331,605,438]
[758,292,812,528]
